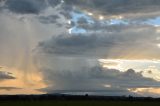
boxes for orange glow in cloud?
[0,66,47,95]
[128,88,160,96]
[0,89,45,95]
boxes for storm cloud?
[65,0,160,20]
[3,0,47,14]
[1,0,160,20]
[36,57,160,95]
[37,24,160,59]
[0,0,64,14]
[0,0,160,96]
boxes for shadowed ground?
[1,100,160,106]
[0,95,160,106]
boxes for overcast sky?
[1,0,160,97]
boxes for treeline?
[0,94,159,101]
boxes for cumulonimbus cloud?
[37,57,160,95]
[1,0,160,96]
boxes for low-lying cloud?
[0,87,21,91]
[36,57,160,95]
[0,71,15,80]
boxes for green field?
[1,100,160,106]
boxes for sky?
[1,0,160,97]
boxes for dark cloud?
[0,0,64,15]
[38,15,60,24]
[0,71,15,80]
[37,34,113,57]
[47,0,61,8]
[42,88,139,97]
[1,0,160,20]
[77,17,88,25]
[34,50,160,96]
[38,63,160,94]
[64,0,160,20]
[4,0,47,14]
[36,25,160,59]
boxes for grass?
[1,100,160,106]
